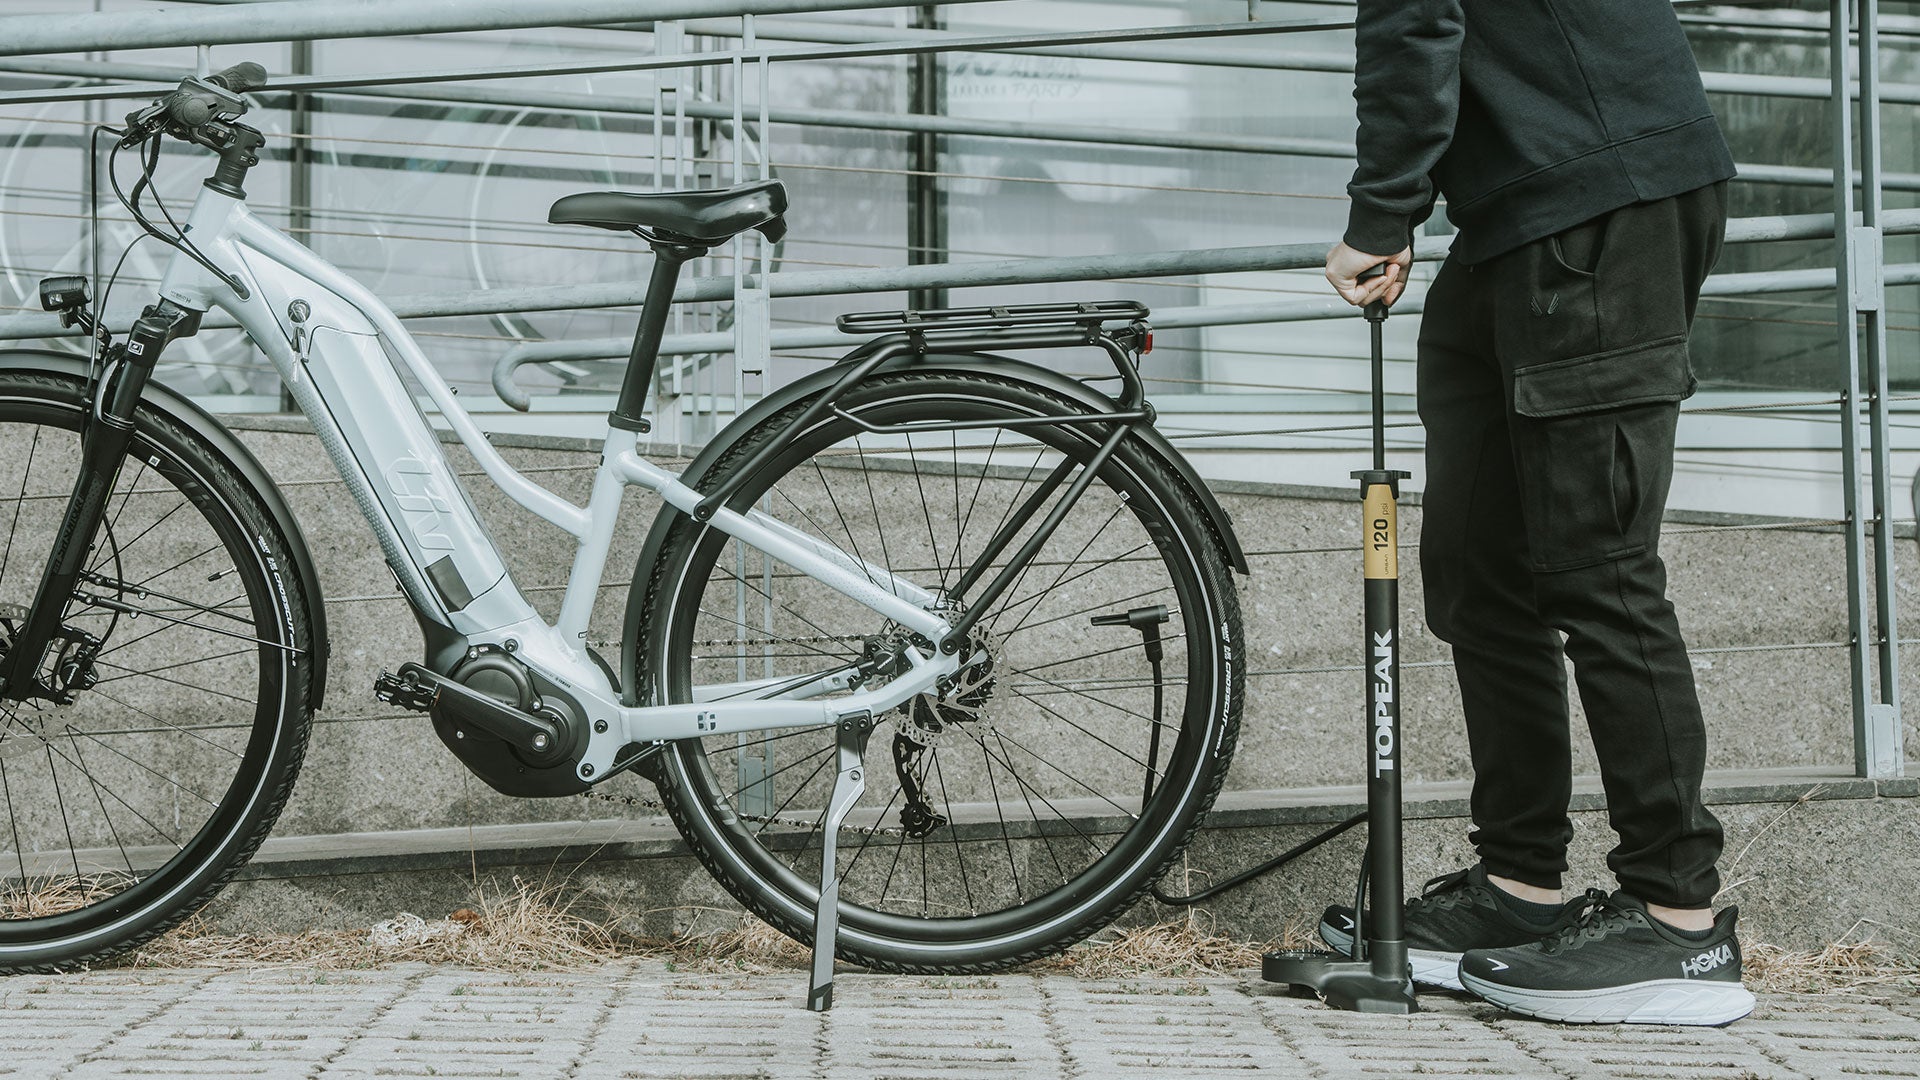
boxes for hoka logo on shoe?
[1680,943,1732,977]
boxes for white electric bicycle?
[0,64,1246,998]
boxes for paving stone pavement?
[0,962,1914,1079]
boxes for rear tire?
[637,369,1242,972]
[0,368,313,971]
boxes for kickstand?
[808,711,874,1012]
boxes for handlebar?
[120,62,267,147]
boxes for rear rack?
[835,299,1148,336]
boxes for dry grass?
[34,871,1903,993]
[117,877,636,973]
[1745,939,1920,997]
[2,875,133,920]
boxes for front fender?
[0,349,331,708]
[617,350,1246,705]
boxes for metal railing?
[0,0,1905,781]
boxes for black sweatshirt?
[1343,0,1736,266]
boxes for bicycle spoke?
[92,660,257,707]
[943,431,964,586]
[90,590,251,660]
[87,687,245,759]
[753,749,836,837]
[991,539,1157,630]
[1008,673,1163,730]
[703,560,852,650]
[992,726,1138,822]
[59,726,217,811]
[1011,680,1157,774]
[66,730,135,876]
[95,646,252,682]
[42,730,184,847]
[808,459,875,590]
[724,742,832,802]
[0,426,41,589]
[978,735,1020,898]
[130,542,227,591]
[930,747,974,914]
[981,728,1083,881]
[44,743,83,885]
[854,437,899,600]
[1,755,27,884]
[994,501,1130,640]
[903,432,945,590]
[108,498,191,565]
[837,782,903,884]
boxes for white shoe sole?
[1317,922,1463,991]
[1459,971,1756,1026]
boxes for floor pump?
[1260,267,1418,1013]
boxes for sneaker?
[1457,890,1756,1026]
[1318,865,1581,991]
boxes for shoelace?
[1405,867,1476,913]
[1541,889,1633,952]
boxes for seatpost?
[609,239,707,434]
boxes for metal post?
[731,14,775,816]
[1857,0,1906,777]
[652,21,687,445]
[284,37,314,413]
[1831,0,1903,779]
[908,3,947,311]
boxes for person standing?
[1316,0,1752,1025]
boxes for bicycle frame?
[154,184,960,786]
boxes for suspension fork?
[0,302,199,701]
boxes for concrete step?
[197,763,1919,961]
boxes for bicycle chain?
[586,634,864,652]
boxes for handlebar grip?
[206,62,267,94]
[1357,263,1387,283]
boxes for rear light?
[1141,331,1154,354]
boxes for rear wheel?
[639,369,1242,972]
[0,368,312,971]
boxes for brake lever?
[117,103,166,148]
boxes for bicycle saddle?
[548,179,788,244]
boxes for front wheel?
[638,368,1242,972]
[0,368,313,971]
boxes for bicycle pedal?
[374,670,436,713]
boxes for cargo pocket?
[1509,336,1693,573]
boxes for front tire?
[0,369,313,971]
[638,369,1242,972]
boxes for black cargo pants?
[1416,182,1728,909]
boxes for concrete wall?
[155,418,1918,958]
[220,420,1913,839]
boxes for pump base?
[1262,948,1418,1014]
